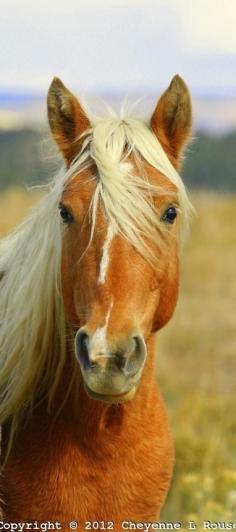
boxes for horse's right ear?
[150,75,192,169]
[47,77,91,165]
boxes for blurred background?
[0,0,236,525]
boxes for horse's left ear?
[150,75,192,168]
[47,77,91,165]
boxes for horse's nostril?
[115,352,127,371]
[133,335,146,365]
[75,330,92,370]
[124,354,138,375]
[114,335,147,377]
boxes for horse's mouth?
[84,383,136,404]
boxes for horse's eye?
[59,204,74,224]
[161,206,178,224]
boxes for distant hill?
[0,128,235,191]
[182,131,236,191]
[0,129,61,190]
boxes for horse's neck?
[2,334,173,522]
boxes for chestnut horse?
[0,75,192,528]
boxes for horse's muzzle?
[74,329,147,403]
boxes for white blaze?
[98,223,116,284]
[90,300,113,360]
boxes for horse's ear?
[150,75,192,168]
[47,77,91,164]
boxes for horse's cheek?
[61,252,79,326]
[152,258,179,332]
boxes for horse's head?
[48,76,192,403]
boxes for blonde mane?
[0,109,193,451]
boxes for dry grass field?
[158,193,236,525]
[0,188,236,526]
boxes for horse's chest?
[3,427,173,526]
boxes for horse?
[0,75,192,528]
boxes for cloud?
[0,1,235,94]
[178,0,236,53]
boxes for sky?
[0,0,235,96]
